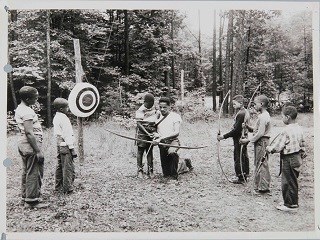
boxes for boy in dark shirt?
[217,95,249,184]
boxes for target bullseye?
[68,83,100,117]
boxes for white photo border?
[0,1,319,239]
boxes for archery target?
[68,82,100,117]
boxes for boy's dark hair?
[256,95,269,107]
[53,98,68,110]
[144,93,154,102]
[233,95,244,104]
[282,105,298,120]
[19,86,38,101]
[159,97,171,105]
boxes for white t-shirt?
[14,101,43,142]
[53,112,75,149]
[156,112,182,138]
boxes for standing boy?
[14,86,47,209]
[135,93,161,178]
[240,95,271,194]
[217,95,250,184]
[53,98,77,193]
[153,97,182,180]
[266,106,306,212]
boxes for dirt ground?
[6,113,315,233]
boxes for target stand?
[68,82,100,118]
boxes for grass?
[6,113,315,232]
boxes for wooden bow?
[217,90,233,183]
[254,132,281,178]
[239,83,262,184]
[105,129,208,150]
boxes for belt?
[56,135,67,147]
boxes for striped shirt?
[135,104,161,122]
[268,123,306,155]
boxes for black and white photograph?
[1,0,319,239]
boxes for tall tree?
[124,10,129,75]
[212,10,217,111]
[218,11,225,104]
[224,10,234,114]
[171,11,175,89]
[231,10,246,109]
[46,10,52,127]
[8,10,18,109]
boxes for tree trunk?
[230,11,246,113]
[198,10,201,62]
[46,10,52,127]
[212,10,217,111]
[224,10,234,114]
[165,70,170,97]
[116,10,120,64]
[73,39,85,165]
[8,10,18,109]
[171,12,175,89]
[197,10,203,89]
[124,10,129,75]
[218,11,224,104]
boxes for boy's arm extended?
[223,111,245,139]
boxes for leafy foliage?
[7,9,313,127]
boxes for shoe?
[24,202,49,209]
[19,199,25,206]
[148,172,155,179]
[185,159,193,170]
[232,178,245,184]
[172,174,179,181]
[276,204,298,212]
[64,189,74,194]
[253,189,271,196]
[137,171,144,179]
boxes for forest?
[7,9,313,127]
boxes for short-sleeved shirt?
[251,111,271,143]
[14,101,43,142]
[135,104,160,122]
[156,112,182,139]
[53,112,75,149]
[269,123,305,155]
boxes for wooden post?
[180,70,185,102]
[73,39,84,165]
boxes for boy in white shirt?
[53,98,77,194]
[15,86,48,209]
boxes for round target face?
[68,83,100,117]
